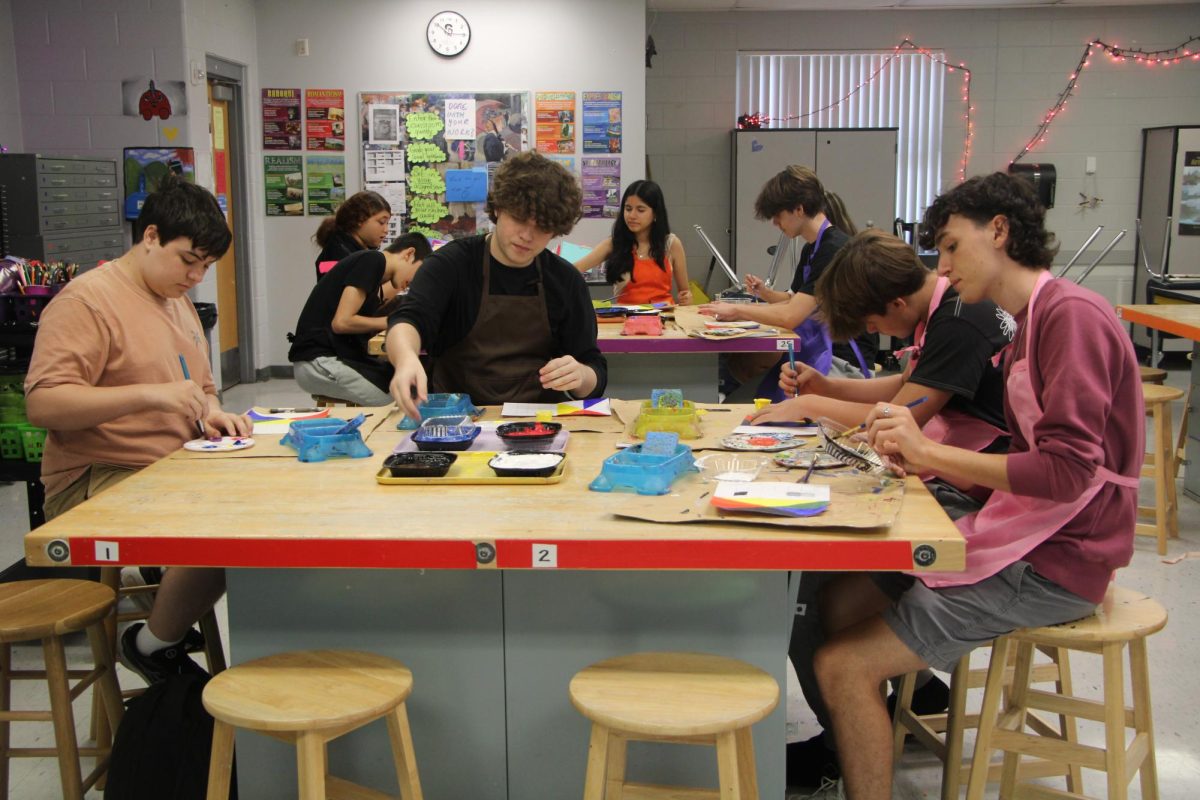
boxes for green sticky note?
[409,166,445,195]
[408,225,440,240]
[405,112,445,141]
[407,142,448,164]
[410,196,450,224]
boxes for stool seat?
[570,652,778,738]
[1139,365,1167,384]
[203,649,413,733]
[1015,586,1167,647]
[1142,383,1184,405]
[0,579,115,642]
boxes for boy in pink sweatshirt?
[811,172,1143,800]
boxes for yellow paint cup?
[753,398,771,411]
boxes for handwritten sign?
[444,98,476,140]
[409,165,445,195]
[407,142,447,164]
[444,169,488,202]
[410,196,450,224]
[406,111,444,141]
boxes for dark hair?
[816,230,928,340]
[918,172,1058,268]
[385,231,433,261]
[313,191,391,248]
[485,151,582,237]
[605,180,671,285]
[754,165,825,221]
[823,191,857,236]
[133,176,231,258]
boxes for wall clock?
[427,11,471,57]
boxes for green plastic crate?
[0,423,23,460]
[20,425,47,463]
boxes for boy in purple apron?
[812,173,1143,800]
[386,152,607,420]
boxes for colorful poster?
[582,91,622,154]
[535,91,576,154]
[305,89,345,151]
[264,155,304,216]
[1180,151,1200,236]
[262,88,301,150]
[306,155,346,216]
[122,147,196,220]
[581,156,620,219]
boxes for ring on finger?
[881,406,891,416]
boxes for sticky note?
[445,169,488,202]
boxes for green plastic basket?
[0,423,23,460]
[20,425,47,463]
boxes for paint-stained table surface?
[24,405,962,573]
[1117,303,1200,341]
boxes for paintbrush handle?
[838,396,930,440]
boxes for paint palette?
[183,436,255,453]
[772,449,845,470]
[720,432,808,452]
[496,421,562,443]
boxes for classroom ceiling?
[649,0,1195,9]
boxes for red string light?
[1011,35,1200,165]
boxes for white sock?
[136,624,183,656]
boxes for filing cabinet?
[0,154,126,270]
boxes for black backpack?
[104,673,237,799]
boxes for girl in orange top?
[575,180,691,305]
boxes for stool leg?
[1162,401,1180,540]
[86,621,125,742]
[385,701,424,800]
[1129,638,1159,800]
[42,635,85,800]
[296,729,328,800]
[582,723,610,800]
[941,653,972,800]
[735,726,760,799]
[1050,647,1083,792]
[199,609,228,675]
[998,641,1036,792]
[965,636,1010,800]
[604,731,627,800]
[1103,642,1129,800]
[715,729,743,800]
[890,670,916,764]
[0,642,10,798]
[206,720,236,800]
[1152,404,1170,555]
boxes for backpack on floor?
[104,672,237,800]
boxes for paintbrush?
[798,454,818,484]
[834,396,928,441]
[177,354,208,441]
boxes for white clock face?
[427,11,470,57]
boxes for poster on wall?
[582,92,622,154]
[122,147,196,220]
[264,155,304,216]
[262,88,302,150]
[581,156,620,219]
[1181,151,1200,236]
[306,89,346,151]
[535,91,576,154]
[359,91,529,243]
[306,155,346,216]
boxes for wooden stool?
[203,649,423,800]
[569,652,779,799]
[892,645,1076,800]
[1139,383,1184,555]
[312,395,360,408]
[1139,365,1167,385]
[966,587,1167,800]
[0,579,125,799]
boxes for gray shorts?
[871,561,1098,671]
[293,356,392,406]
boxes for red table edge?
[1116,305,1200,341]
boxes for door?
[208,80,241,387]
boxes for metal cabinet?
[0,154,126,270]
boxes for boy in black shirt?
[290,232,430,405]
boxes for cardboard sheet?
[672,305,790,341]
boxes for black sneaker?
[119,622,208,685]
[786,732,840,788]
[887,674,951,717]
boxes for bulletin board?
[358,91,530,244]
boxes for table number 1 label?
[94,541,120,562]
[532,544,558,568]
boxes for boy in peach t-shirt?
[26,176,250,684]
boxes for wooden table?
[368,307,798,402]
[1118,303,1200,501]
[25,408,961,799]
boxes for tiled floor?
[1,370,1197,798]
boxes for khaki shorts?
[44,463,138,521]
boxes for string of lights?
[1012,34,1200,165]
[737,39,975,182]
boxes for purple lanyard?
[802,220,832,283]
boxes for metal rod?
[1161,215,1173,277]
[1073,230,1125,286]
[1054,225,1103,278]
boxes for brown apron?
[431,237,559,404]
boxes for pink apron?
[918,272,1139,588]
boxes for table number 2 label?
[94,541,120,562]
[532,544,558,568]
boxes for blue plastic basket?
[280,419,373,463]
[397,393,482,429]
[589,442,698,495]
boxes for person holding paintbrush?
[809,173,1143,800]
[25,176,249,685]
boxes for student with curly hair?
[574,180,691,305]
[386,151,606,418]
[312,190,392,280]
